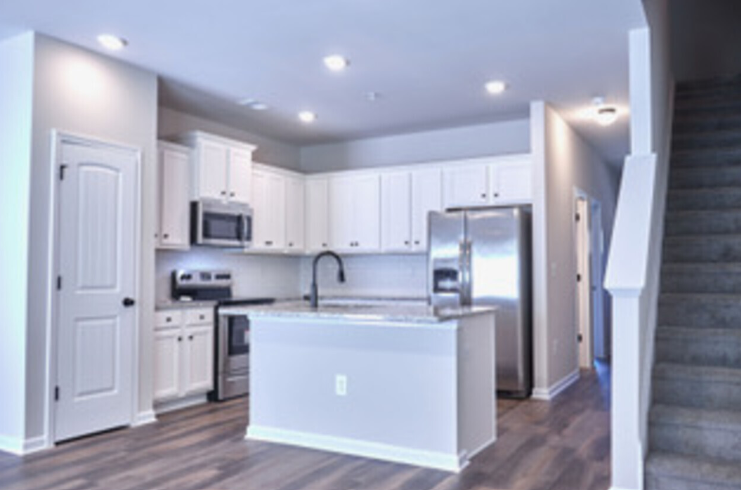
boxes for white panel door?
[285,174,305,251]
[153,327,180,401]
[381,171,411,252]
[183,326,214,395]
[56,139,138,442]
[352,174,381,251]
[443,163,489,208]
[490,156,532,204]
[411,168,442,252]
[198,139,229,200]
[158,145,190,249]
[229,147,253,204]
[305,178,330,252]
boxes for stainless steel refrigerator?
[428,206,532,398]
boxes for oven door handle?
[218,314,232,374]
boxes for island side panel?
[248,317,459,462]
[456,312,497,459]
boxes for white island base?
[245,308,496,472]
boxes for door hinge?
[59,164,68,181]
[54,386,60,401]
[57,276,62,290]
[575,213,580,222]
[577,334,583,343]
[576,273,582,282]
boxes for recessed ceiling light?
[323,55,349,72]
[97,34,128,51]
[298,111,317,123]
[485,80,507,95]
[238,98,269,111]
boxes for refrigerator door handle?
[459,239,473,305]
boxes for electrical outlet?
[335,374,347,396]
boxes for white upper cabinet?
[285,174,305,251]
[329,173,380,252]
[443,162,489,208]
[305,177,330,253]
[443,155,532,208]
[157,142,191,250]
[176,131,256,205]
[410,168,442,251]
[489,154,532,204]
[381,171,412,252]
[252,165,287,250]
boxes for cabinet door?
[490,156,532,204]
[229,147,253,204]
[182,325,214,396]
[197,139,229,200]
[153,327,181,401]
[252,169,286,250]
[285,175,305,252]
[305,178,330,252]
[352,174,381,251]
[158,146,190,249]
[443,163,489,208]
[329,177,355,251]
[381,172,411,252]
[411,168,442,252]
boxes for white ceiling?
[0,0,646,165]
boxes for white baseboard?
[531,369,580,401]
[0,435,50,456]
[154,394,208,415]
[133,410,157,427]
[247,425,466,472]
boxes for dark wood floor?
[0,363,611,490]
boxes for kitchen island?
[238,302,497,472]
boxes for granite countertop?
[223,300,496,324]
[155,299,218,310]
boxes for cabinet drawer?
[185,308,213,325]
[155,310,183,328]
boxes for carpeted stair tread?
[667,187,741,211]
[664,209,741,236]
[669,166,741,190]
[663,234,741,262]
[651,404,741,431]
[646,452,741,490]
[673,114,741,135]
[655,327,741,368]
[654,362,741,385]
[673,129,741,151]
[671,147,741,168]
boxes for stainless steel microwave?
[191,199,252,248]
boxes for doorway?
[52,133,140,442]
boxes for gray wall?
[158,107,302,171]
[25,33,159,444]
[671,0,741,82]
[531,101,620,394]
[300,119,530,173]
[0,32,34,450]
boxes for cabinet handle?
[189,335,194,341]
[480,193,487,199]
[265,241,273,246]
[199,315,205,320]
[404,240,410,245]
[220,190,227,196]
[178,336,182,342]
[414,240,420,245]
[288,242,294,247]
[322,243,327,247]
[494,193,499,198]
[166,317,172,323]
[230,192,235,197]
[163,233,169,239]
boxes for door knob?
[122,297,136,307]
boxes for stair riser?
[655,334,741,368]
[677,76,741,92]
[674,101,741,118]
[661,270,741,293]
[673,134,741,152]
[663,237,741,262]
[658,298,741,328]
[674,115,741,135]
[667,191,741,211]
[672,149,741,168]
[670,168,741,189]
[650,423,741,462]
[653,376,741,410]
[646,473,741,490]
[664,212,741,236]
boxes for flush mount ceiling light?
[298,111,317,123]
[591,97,619,126]
[485,80,507,95]
[238,98,269,111]
[97,34,128,51]
[323,55,349,72]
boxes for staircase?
[646,75,741,490]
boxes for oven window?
[228,316,250,356]
[203,212,241,241]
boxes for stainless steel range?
[171,269,274,401]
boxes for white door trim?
[573,187,594,369]
[46,130,142,447]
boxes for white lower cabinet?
[154,308,214,406]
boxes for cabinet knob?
[188,335,194,341]
[322,243,327,247]
[480,193,487,199]
[414,240,420,245]
[494,193,499,198]
[178,336,182,342]
[230,192,235,197]
[404,241,410,245]
[163,233,169,239]
[288,242,294,247]
[265,241,273,246]
[166,317,172,323]
[221,191,227,196]
[199,315,205,320]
